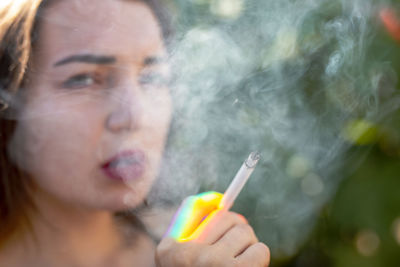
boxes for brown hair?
[0,0,172,245]
[0,0,45,244]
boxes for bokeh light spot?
[392,217,400,246]
[355,229,380,257]
[210,0,244,19]
[342,119,379,145]
[262,28,299,67]
[286,154,311,179]
[301,173,324,196]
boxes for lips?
[101,150,146,181]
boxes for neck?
[4,190,122,267]
[31,210,120,263]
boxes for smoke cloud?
[147,0,400,257]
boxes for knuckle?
[229,211,248,224]
[235,223,254,236]
[256,242,270,255]
[253,242,271,265]
[232,243,270,267]
[219,210,233,219]
[232,212,248,223]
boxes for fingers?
[192,210,247,244]
[157,219,271,267]
[235,242,271,267]
[214,223,258,257]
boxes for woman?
[0,0,270,266]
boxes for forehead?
[35,0,163,66]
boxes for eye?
[139,72,171,88]
[62,73,100,89]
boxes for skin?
[157,203,271,267]
[3,0,170,266]
[9,0,172,213]
[0,0,270,266]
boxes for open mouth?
[109,154,143,168]
[102,150,146,181]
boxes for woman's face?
[9,0,172,211]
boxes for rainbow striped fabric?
[165,191,223,242]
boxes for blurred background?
[148,0,400,266]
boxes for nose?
[105,83,144,133]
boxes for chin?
[100,191,147,212]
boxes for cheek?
[147,95,172,150]
[148,91,172,129]
[9,102,102,181]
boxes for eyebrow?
[54,54,167,68]
[54,54,117,67]
[143,56,167,66]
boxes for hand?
[155,210,270,267]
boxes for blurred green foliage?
[167,0,400,265]
[282,139,400,267]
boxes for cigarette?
[218,152,261,210]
